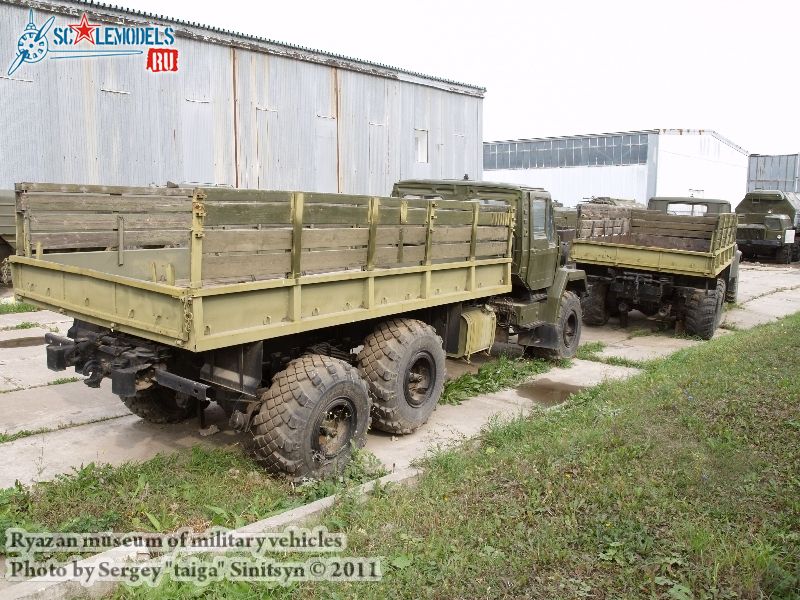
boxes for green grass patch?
[577,340,646,369]
[440,354,554,405]
[0,302,39,315]
[10,321,38,330]
[47,377,80,386]
[123,313,800,599]
[0,446,386,554]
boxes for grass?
[117,312,799,599]
[0,302,38,315]
[0,446,386,555]
[440,354,556,405]
[47,377,80,386]
[9,321,38,330]
[576,340,647,369]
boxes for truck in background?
[571,196,739,339]
[11,180,585,480]
[736,190,800,263]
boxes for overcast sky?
[115,0,799,154]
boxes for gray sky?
[115,0,799,154]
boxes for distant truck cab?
[736,190,800,263]
[648,197,732,216]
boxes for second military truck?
[10,180,586,479]
[736,190,800,263]
[571,197,739,339]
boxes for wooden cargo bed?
[10,184,514,352]
[571,204,737,277]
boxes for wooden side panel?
[16,186,194,254]
[198,190,514,284]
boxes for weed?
[0,302,39,315]
[440,354,551,405]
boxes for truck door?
[526,193,558,290]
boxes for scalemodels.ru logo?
[8,9,179,76]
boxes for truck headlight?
[777,234,782,240]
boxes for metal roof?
[3,0,485,97]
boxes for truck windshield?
[764,216,786,229]
[666,203,707,216]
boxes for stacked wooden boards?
[199,188,512,283]
[13,183,193,254]
[577,204,737,253]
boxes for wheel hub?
[404,352,435,407]
[313,398,356,459]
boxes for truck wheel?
[530,291,582,360]
[777,245,792,264]
[121,387,196,424]
[251,355,370,480]
[358,319,445,435]
[581,283,609,326]
[685,279,725,340]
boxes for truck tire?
[121,387,196,424]
[581,282,609,326]
[251,354,370,480]
[777,245,792,264]
[685,279,725,340]
[529,291,582,360]
[357,319,445,435]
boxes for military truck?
[736,190,800,263]
[9,181,585,479]
[571,196,739,339]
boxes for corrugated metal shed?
[748,154,800,193]
[0,0,484,196]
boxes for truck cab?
[392,180,587,354]
[736,190,800,263]
[647,197,732,216]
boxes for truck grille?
[737,226,765,241]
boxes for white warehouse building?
[483,129,749,206]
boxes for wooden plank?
[432,211,474,226]
[301,248,366,272]
[630,218,717,232]
[203,202,292,226]
[200,189,293,203]
[302,227,370,248]
[304,193,371,206]
[29,213,191,232]
[16,183,194,196]
[19,194,192,213]
[630,226,713,240]
[374,245,425,266]
[375,226,426,246]
[203,253,291,279]
[431,242,471,260]
[475,241,509,257]
[302,204,369,225]
[31,230,188,250]
[630,209,719,224]
[203,229,292,253]
[625,233,710,252]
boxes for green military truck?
[571,196,739,339]
[736,190,800,263]
[10,180,585,479]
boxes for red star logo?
[68,13,99,45]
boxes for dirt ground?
[0,262,798,487]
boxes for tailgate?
[9,183,194,347]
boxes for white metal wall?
[484,165,650,206]
[653,132,749,204]
[0,1,483,195]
